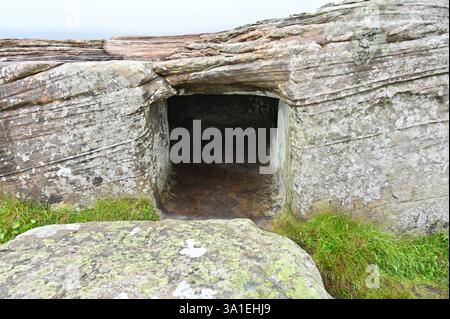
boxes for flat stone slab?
[0,219,331,299]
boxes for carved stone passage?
[0,0,448,234]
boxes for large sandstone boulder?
[0,0,448,234]
[0,219,331,299]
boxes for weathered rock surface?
[0,0,448,234]
[0,219,331,299]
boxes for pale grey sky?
[0,0,333,39]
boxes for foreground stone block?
[0,219,331,299]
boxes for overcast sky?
[0,0,333,39]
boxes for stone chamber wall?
[0,0,448,234]
[167,94,279,165]
[168,95,278,129]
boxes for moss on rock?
[0,219,331,299]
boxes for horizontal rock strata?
[0,0,448,234]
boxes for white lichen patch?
[179,239,207,258]
[18,224,81,239]
[56,166,72,178]
[114,292,130,299]
[129,227,142,236]
[172,281,216,299]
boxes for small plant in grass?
[272,208,449,299]
[0,193,159,244]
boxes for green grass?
[0,193,159,244]
[272,208,449,299]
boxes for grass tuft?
[272,208,449,299]
[0,193,159,244]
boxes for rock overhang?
[0,0,448,234]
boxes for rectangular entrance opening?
[161,94,282,222]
